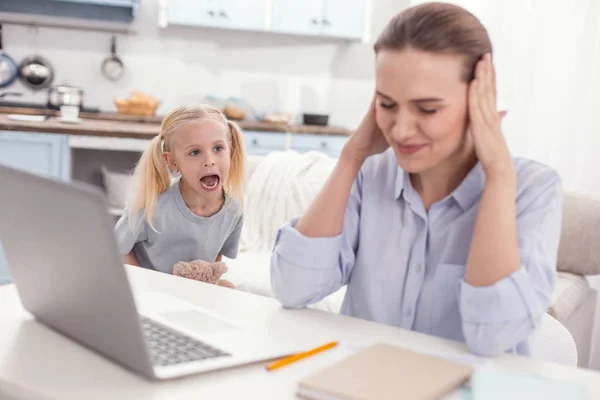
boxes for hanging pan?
[0,24,19,88]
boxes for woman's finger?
[469,80,485,134]
[488,54,497,105]
[478,60,500,130]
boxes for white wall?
[3,0,409,129]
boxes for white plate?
[7,114,48,122]
[57,117,83,124]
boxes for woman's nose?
[391,112,417,142]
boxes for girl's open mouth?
[199,174,220,191]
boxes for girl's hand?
[468,54,513,179]
[343,97,389,162]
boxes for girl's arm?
[125,251,141,267]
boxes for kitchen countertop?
[0,107,352,138]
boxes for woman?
[270,2,562,357]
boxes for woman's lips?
[396,143,426,155]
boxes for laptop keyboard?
[140,316,230,366]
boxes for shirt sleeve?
[459,171,563,356]
[270,170,363,308]
[114,208,148,255]
[220,213,244,259]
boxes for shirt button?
[415,264,422,273]
[405,307,412,317]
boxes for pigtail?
[225,120,246,209]
[129,134,172,231]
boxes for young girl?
[114,104,246,277]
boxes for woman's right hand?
[343,97,389,162]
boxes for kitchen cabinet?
[54,0,135,6]
[165,0,267,31]
[320,0,367,39]
[0,131,70,285]
[162,0,366,39]
[244,131,287,156]
[270,0,323,36]
[291,133,347,158]
[0,131,70,180]
[1,0,139,23]
[271,0,366,39]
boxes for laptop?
[0,164,300,380]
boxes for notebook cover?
[297,343,473,400]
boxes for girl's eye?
[214,145,224,152]
[190,150,200,156]
[419,108,437,115]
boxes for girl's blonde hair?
[128,104,246,230]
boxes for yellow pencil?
[266,341,339,372]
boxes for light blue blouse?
[270,149,562,356]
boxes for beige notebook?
[297,343,473,400]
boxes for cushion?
[557,192,600,276]
[548,272,590,321]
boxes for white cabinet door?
[167,0,266,30]
[322,0,366,39]
[167,0,217,27]
[271,0,323,36]
[216,0,267,31]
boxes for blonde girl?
[114,104,246,274]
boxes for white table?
[1,266,599,400]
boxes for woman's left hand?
[468,53,514,179]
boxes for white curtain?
[411,0,600,196]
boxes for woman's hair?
[374,2,492,82]
[128,104,246,230]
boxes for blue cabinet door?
[0,131,70,285]
[291,134,348,157]
[244,131,287,155]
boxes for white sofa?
[224,152,600,368]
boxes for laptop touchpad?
[160,309,239,333]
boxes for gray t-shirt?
[114,179,243,274]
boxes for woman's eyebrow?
[376,90,444,103]
[375,90,394,101]
[412,97,444,103]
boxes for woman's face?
[375,48,470,173]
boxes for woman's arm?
[296,99,388,238]
[271,99,389,308]
[460,172,562,356]
[464,171,518,286]
[295,150,364,237]
[270,162,363,308]
[459,55,562,356]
